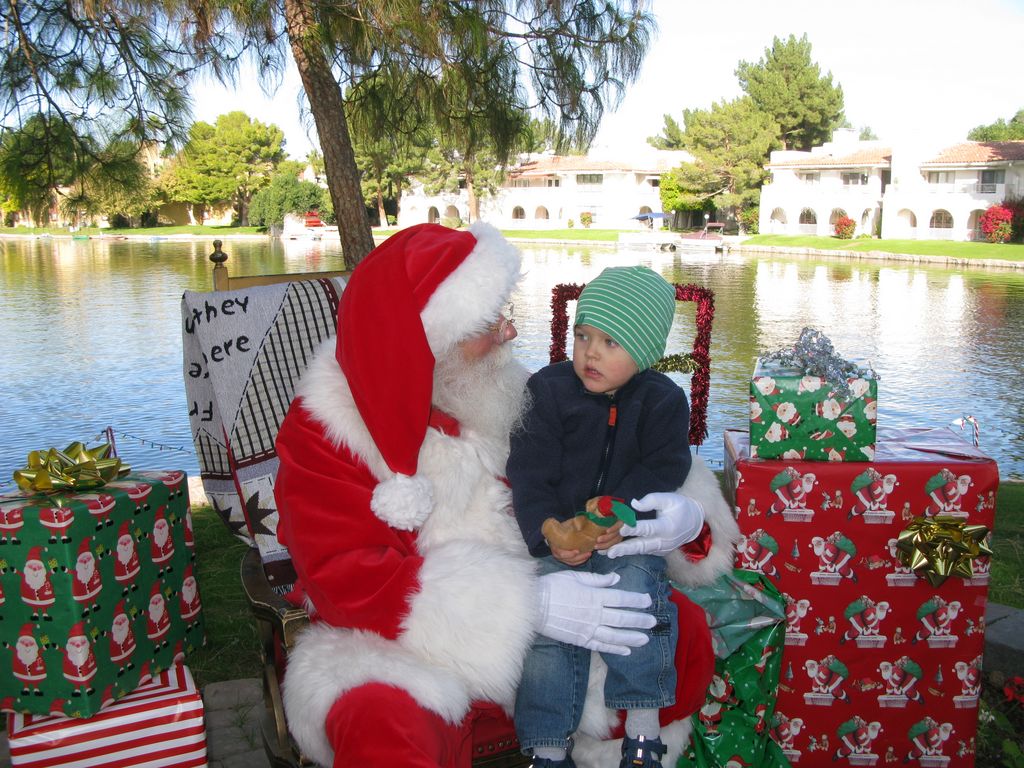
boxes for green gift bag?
[676,570,790,768]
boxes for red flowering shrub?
[1002,197,1024,242]
[981,204,1013,243]
[834,216,856,239]
[1005,675,1024,705]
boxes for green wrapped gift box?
[0,470,205,717]
[749,358,878,462]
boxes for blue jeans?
[514,553,678,752]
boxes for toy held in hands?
[541,496,637,552]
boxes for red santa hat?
[68,621,86,640]
[336,222,522,530]
[26,545,43,564]
[19,623,37,642]
[118,521,131,540]
[150,581,163,600]
[78,537,92,558]
[114,600,127,617]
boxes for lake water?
[2,235,1022,487]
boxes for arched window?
[427,207,440,224]
[799,208,817,225]
[930,210,953,228]
[535,206,549,220]
[770,208,787,225]
[512,206,526,220]
[829,208,848,226]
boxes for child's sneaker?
[620,734,667,768]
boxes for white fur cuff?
[371,474,434,530]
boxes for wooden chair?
[183,242,528,768]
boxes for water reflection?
[1,237,1022,484]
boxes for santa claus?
[274,223,739,768]
[71,537,103,615]
[146,582,171,647]
[179,564,202,626]
[109,600,137,675]
[10,623,47,695]
[63,621,97,696]
[37,503,74,543]
[21,546,55,621]
[149,506,175,574]
[0,500,25,543]
[114,521,142,592]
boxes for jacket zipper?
[590,399,619,497]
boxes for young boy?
[507,265,692,768]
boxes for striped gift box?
[7,665,206,768]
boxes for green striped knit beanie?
[574,266,676,371]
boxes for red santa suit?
[114,521,141,588]
[274,223,737,768]
[109,601,137,668]
[63,622,97,692]
[179,564,202,622]
[12,623,47,692]
[146,583,171,643]
[71,537,103,606]
[149,507,175,566]
[21,546,55,617]
[0,501,25,542]
[38,504,74,542]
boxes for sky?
[192,0,1024,161]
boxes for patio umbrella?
[632,212,671,221]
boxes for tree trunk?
[187,204,197,226]
[282,0,374,267]
[376,186,387,228]
[464,165,479,224]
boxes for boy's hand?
[592,520,624,551]
[550,544,591,566]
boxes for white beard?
[66,638,90,667]
[111,616,130,644]
[149,597,165,622]
[432,343,530,473]
[24,562,46,590]
[153,522,169,548]
[117,537,134,564]
[181,577,197,604]
[76,556,95,586]
[17,639,38,666]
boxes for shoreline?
[5,231,1023,270]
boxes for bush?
[1001,197,1024,242]
[441,215,463,228]
[567,218,574,228]
[834,215,856,239]
[738,207,759,235]
[580,211,593,228]
[981,204,1013,243]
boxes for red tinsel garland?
[549,282,715,446]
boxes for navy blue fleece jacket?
[507,360,692,557]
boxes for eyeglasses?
[486,303,515,343]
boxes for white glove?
[536,571,656,656]
[603,492,705,559]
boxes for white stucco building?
[397,148,691,230]
[759,131,1024,241]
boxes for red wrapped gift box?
[725,428,997,767]
[7,664,206,768]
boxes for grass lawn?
[189,480,1024,689]
[742,234,1024,262]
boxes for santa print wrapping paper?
[749,358,878,462]
[7,663,206,768]
[0,471,205,717]
[725,428,998,767]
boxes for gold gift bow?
[895,516,991,588]
[13,442,129,493]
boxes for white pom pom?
[371,474,434,530]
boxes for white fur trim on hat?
[370,473,434,531]
[421,221,523,353]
